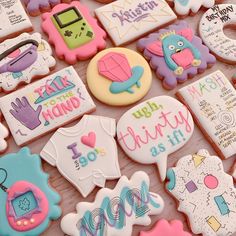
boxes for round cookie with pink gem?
[87,48,152,106]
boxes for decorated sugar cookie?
[0,66,96,146]
[0,33,56,92]
[233,162,236,181]
[137,21,216,89]
[177,70,236,159]
[61,171,164,236]
[22,0,72,16]
[199,4,236,64]
[0,0,32,42]
[0,122,9,153]
[87,48,152,106]
[95,0,176,46]
[117,96,194,181]
[0,147,61,236]
[166,149,236,236]
[140,219,192,236]
[41,115,121,197]
[41,1,107,65]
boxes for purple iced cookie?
[137,21,216,90]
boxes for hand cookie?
[61,171,164,236]
[0,147,61,236]
[166,149,236,236]
[137,21,216,89]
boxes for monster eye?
[178,41,184,47]
[168,45,175,50]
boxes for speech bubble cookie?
[117,96,194,181]
[61,171,164,236]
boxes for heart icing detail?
[81,132,96,148]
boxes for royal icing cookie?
[0,122,9,153]
[41,2,107,65]
[87,48,152,106]
[61,171,164,236]
[233,162,236,181]
[167,0,218,16]
[117,96,194,181]
[22,0,71,16]
[0,33,56,92]
[166,149,236,236]
[0,66,96,146]
[41,115,121,197]
[0,147,61,236]
[95,0,176,46]
[199,4,236,64]
[137,21,216,90]
[177,70,236,159]
[0,0,32,42]
[140,219,192,236]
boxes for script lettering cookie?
[0,147,61,236]
[61,171,164,236]
[0,33,56,92]
[95,0,177,46]
[166,149,236,236]
[87,48,152,106]
[0,0,32,42]
[0,66,95,146]
[137,21,216,89]
[42,2,107,65]
[117,96,194,181]
[199,4,236,64]
[177,70,236,159]
[0,122,9,153]
[140,219,192,236]
[41,115,121,197]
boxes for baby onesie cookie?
[0,0,32,42]
[177,70,236,159]
[41,115,121,197]
[0,147,61,236]
[117,96,194,181]
[0,66,96,146]
[41,1,107,65]
[87,48,152,106]
[95,0,176,46]
[61,171,164,236]
[137,21,216,90]
[22,0,71,16]
[166,149,236,236]
[199,4,236,64]
[0,33,56,92]
[0,122,9,153]
[140,219,192,236]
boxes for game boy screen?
[11,191,38,217]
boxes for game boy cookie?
[42,1,107,65]
[0,0,32,42]
[41,115,121,197]
[199,4,236,64]
[95,0,177,46]
[166,149,236,236]
[167,0,222,16]
[137,21,216,90]
[0,147,61,236]
[140,219,192,236]
[0,66,96,146]
[117,96,194,181]
[0,33,56,92]
[61,171,164,236]
[0,122,9,153]
[177,70,236,159]
[22,0,72,16]
[87,48,152,106]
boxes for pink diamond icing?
[98,52,132,82]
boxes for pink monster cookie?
[137,21,216,89]
[41,2,107,64]
[140,219,192,236]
